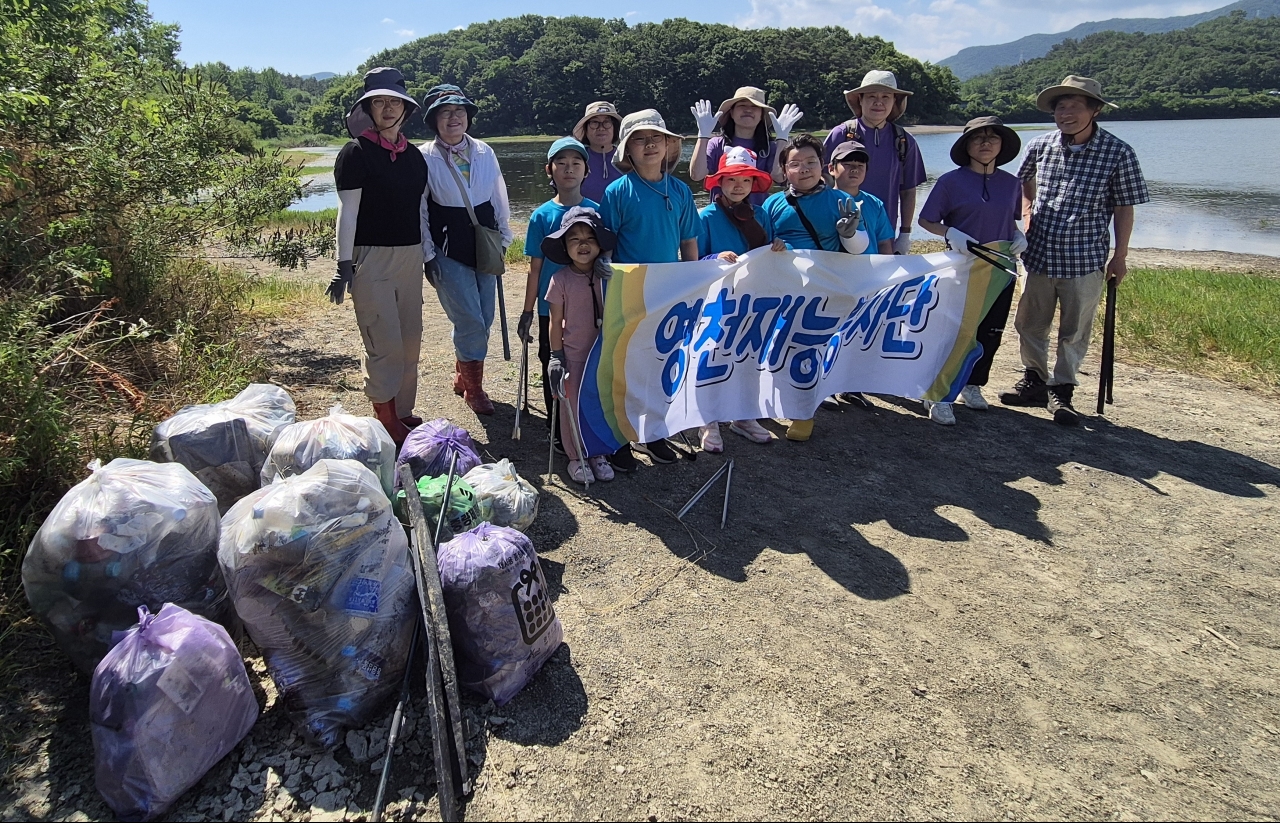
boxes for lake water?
[290,117,1280,256]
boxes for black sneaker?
[634,439,677,464]
[607,444,638,473]
[999,369,1049,407]
[1047,385,1079,426]
[549,429,566,456]
[839,392,873,409]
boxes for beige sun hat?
[572,101,622,143]
[613,109,683,172]
[715,86,776,122]
[1035,75,1118,113]
[843,70,912,121]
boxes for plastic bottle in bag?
[219,459,415,747]
[437,523,563,705]
[150,383,296,512]
[395,418,482,486]
[463,459,539,532]
[396,475,490,541]
[261,405,396,499]
[22,458,230,675]
[91,604,258,821]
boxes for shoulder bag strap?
[786,193,826,250]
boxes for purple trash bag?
[396,418,481,486]
[437,523,563,705]
[91,603,258,822]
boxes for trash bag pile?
[396,418,482,485]
[463,459,539,532]
[437,523,563,705]
[150,384,296,512]
[22,458,229,675]
[219,458,416,747]
[261,405,396,498]
[91,604,257,822]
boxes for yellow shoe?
[786,418,814,441]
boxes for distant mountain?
[303,72,337,81]
[939,0,1280,80]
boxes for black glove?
[424,256,442,287]
[547,349,566,399]
[517,310,534,344]
[327,260,354,305]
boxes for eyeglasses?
[630,134,668,148]
[971,133,1002,144]
[785,159,822,170]
[587,119,613,129]
[370,97,405,109]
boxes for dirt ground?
[3,252,1279,822]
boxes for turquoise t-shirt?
[600,172,699,264]
[763,186,857,253]
[524,197,599,316]
[847,189,895,252]
[696,202,777,258]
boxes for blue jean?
[432,255,496,362]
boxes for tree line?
[962,12,1280,121]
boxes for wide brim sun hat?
[540,206,617,265]
[842,70,912,122]
[1035,75,1118,113]
[612,109,683,172]
[949,116,1021,167]
[572,101,623,143]
[715,86,776,123]
[423,83,479,134]
[704,145,773,194]
[345,67,420,139]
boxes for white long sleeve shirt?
[419,135,514,262]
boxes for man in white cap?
[823,70,926,255]
[1000,75,1149,426]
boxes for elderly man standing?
[1000,75,1149,426]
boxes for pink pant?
[557,357,595,461]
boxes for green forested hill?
[963,12,1280,121]
[302,16,961,138]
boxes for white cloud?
[452,25,464,31]
[395,28,415,38]
[381,17,395,24]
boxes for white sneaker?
[567,459,592,484]
[959,384,989,410]
[699,423,724,453]
[588,455,614,481]
[924,400,956,425]
[729,419,771,444]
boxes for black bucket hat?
[950,116,1020,167]
[346,67,419,139]
[423,84,479,134]
[540,206,617,266]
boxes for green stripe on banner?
[925,245,1015,401]
[596,263,647,444]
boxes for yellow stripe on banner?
[925,246,1011,401]
[599,263,647,443]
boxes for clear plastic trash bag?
[91,603,258,822]
[395,418,482,487]
[219,459,415,747]
[261,405,396,499]
[462,459,539,532]
[22,458,230,675]
[150,384,296,512]
[437,523,563,705]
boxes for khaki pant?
[1014,270,1105,387]
[350,245,423,415]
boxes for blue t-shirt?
[697,202,777,258]
[846,189,895,252]
[600,172,699,264]
[524,197,599,316]
[763,186,858,253]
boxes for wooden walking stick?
[1097,278,1117,415]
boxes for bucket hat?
[842,70,912,121]
[829,140,870,165]
[345,67,419,139]
[423,83,479,134]
[547,136,590,164]
[1035,75,1117,113]
[704,145,773,194]
[540,206,617,266]
[572,101,623,143]
[613,109,683,172]
[949,116,1020,167]
[715,86,776,123]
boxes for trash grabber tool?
[496,275,512,361]
[1097,278,1117,415]
[562,387,592,491]
[372,622,419,822]
[677,462,731,521]
[675,430,698,461]
[547,398,557,481]
[720,459,734,530]
[512,339,528,440]
[966,242,1018,275]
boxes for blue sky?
[149,0,1224,74]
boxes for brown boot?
[372,400,412,445]
[452,360,465,397]
[459,360,495,415]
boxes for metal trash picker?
[512,338,529,440]
[1097,278,1117,415]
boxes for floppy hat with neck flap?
[345,67,419,139]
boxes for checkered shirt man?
[1018,127,1149,278]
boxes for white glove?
[769,103,803,142]
[893,233,913,256]
[691,99,718,139]
[1009,229,1028,255]
[944,227,977,257]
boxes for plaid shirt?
[1019,127,1149,278]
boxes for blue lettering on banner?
[653,275,942,399]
